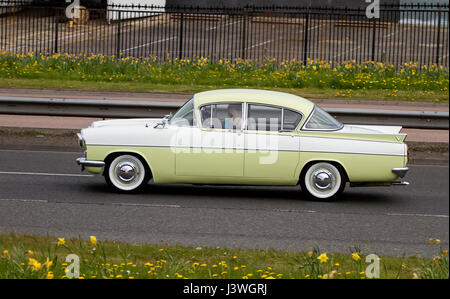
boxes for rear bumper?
[392,167,409,178]
[76,158,105,171]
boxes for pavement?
[0,87,448,145]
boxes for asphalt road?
[0,149,448,257]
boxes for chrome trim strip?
[299,134,403,144]
[76,158,105,168]
[85,144,403,156]
[392,167,409,178]
[392,181,410,186]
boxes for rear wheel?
[105,154,149,193]
[300,162,345,201]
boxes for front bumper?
[76,157,105,171]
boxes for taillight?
[406,144,410,163]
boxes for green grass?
[0,52,448,103]
[0,128,77,137]
[0,234,447,279]
[0,78,448,103]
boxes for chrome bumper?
[392,167,409,178]
[392,181,410,186]
[76,158,105,171]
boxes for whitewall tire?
[105,154,148,193]
[301,162,345,200]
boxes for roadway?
[0,148,448,257]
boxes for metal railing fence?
[0,1,448,68]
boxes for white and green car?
[76,89,409,200]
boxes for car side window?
[247,104,282,132]
[169,99,196,127]
[283,109,302,131]
[200,103,243,130]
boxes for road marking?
[0,171,93,177]
[247,40,272,50]
[123,36,177,52]
[386,213,449,219]
[0,198,48,203]
[277,209,317,214]
[0,149,81,154]
[111,202,181,208]
[0,197,447,220]
[207,20,242,31]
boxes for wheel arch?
[297,159,350,185]
[103,150,153,179]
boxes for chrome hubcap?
[115,162,138,183]
[312,169,334,191]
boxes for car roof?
[193,89,315,115]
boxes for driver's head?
[228,104,242,117]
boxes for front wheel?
[105,154,149,193]
[300,162,346,201]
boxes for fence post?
[303,9,310,65]
[178,13,183,58]
[116,10,121,57]
[54,8,59,54]
[241,11,247,60]
[435,10,442,66]
[371,17,376,62]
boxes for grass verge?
[0,234,447,279]
[0,78,448,103]
[0,52,448,103]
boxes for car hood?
[89,118,164,128]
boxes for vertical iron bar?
[303,9,310,65]
[116,10,121,57]
[371,16,376,61]
[54,8,59,54]
[178,13,183,58]
[436,10,441,66]
[241,11,247,60]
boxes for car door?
[244,103,302,179]
[175,102,245,177]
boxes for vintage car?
[76,89,409,200]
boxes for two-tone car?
[76,89,409,201]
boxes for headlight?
[77,133,86,149]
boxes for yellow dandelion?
[317,253,329,263]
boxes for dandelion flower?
[317,253,328,263]
[352,253,361,261]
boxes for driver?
[225,104,242,130]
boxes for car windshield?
[304,106,343,130]
[169,98,195,126]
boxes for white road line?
[123,36,177,52]
[386,213,449,219]
[0,198,48,203]
[206,20,242,31]
[0,197,447,219]
[277,209,317,214]
[0,149,81,154]
[0,171,93,177]
[112,203,181,208]
[246,40,272,50]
